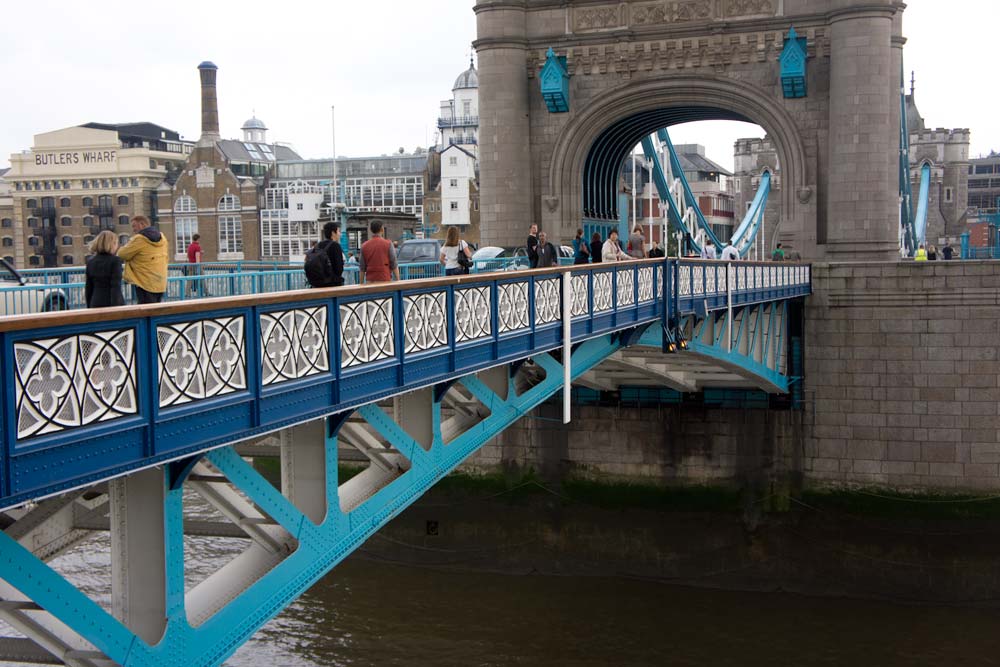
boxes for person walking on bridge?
[700,239,717,260]
[721,244,739,261]
[602,229,628,262]
[440,226,472,276]
[526,223,539,269]
[85,231,124,308]
[118,215,168,304]
[359,220,400,283]
[628,226,647,259]
[536,231,559,267]
[590,232,603,264]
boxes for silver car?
[0,258,68,316]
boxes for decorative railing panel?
[158,317,247,408]
[14,329,137,440]
[403,292,448,354]
[534,278,562,325]
[454,286,492,343]
[498,281,530,333]
[260,306,329,386]
[340,299,394,368]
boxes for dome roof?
[453,63,478,90]
[241,116,267,131]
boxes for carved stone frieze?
[574,5,622,32]
[723,0,775,18]
[570,0,776,34]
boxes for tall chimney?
[197,61,220,146]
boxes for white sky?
[0,0,995,172]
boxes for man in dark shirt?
[648,241,665,258]
[527,223,539,268]
[322,222,345,286]
[536,231,559,267]
[942,243,954,260]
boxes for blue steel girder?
[0,339,625,667]
[636,300,793,393]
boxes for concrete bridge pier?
[109,469,169,647]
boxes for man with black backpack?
[304,222,345,288]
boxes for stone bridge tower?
[474,0,907,260]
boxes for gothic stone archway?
[474,0,905,261]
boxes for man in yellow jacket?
[118,215,169,303]
[914,243,928,262]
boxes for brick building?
[157,62,300,263]
[2,123,192,268]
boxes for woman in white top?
[602,229,628,262]
[440,226,472,276]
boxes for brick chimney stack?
[197,61,220,146]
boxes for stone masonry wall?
[465,260,1000,493]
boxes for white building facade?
[439,145,477,228]
[437,61,479,156]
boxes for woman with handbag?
[440,226,473,276]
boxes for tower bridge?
[0,0,977,663]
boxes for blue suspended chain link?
[641,128,770,257]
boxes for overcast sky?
[1,0,995,172]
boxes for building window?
[119,234,130,247]
[463,101,471,116]
[218,215,243,255]
[1,219,11,228]
[61,235,73,246]
[449,179,458,188]
[61,216,72,227]
[296,203,304,210]
[175,195,196,213]
[82,180,90,189]
[450,202,458,211]
[83,197,93,207]
[175,217,197,253]
[218,194,240,211]
[63,255,74,265]
[117,195,129,206]
[449,157,458,166]
[59,197,71,208]
[131,178,139,187]
[28,236,39,246]
[26,199,37,209]
[83,216,93,227]
[945,187,953,203]
[84,235,94,244]
[29,256,39,266]
[1,237,12,247]
[27,218,38,228]
[2,256,13,264]
[119,215,130,226]
[473,199,479,211]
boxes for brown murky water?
[12,507,1000,667]
[227,558,1000,667]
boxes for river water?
[35,530,1000,667]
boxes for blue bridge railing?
[0,258,810,510]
